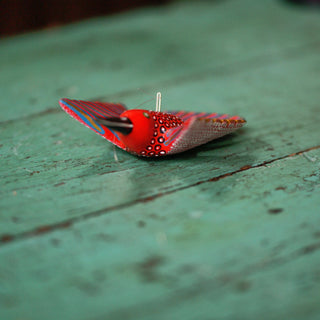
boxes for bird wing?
[59,98,127,150]
[164,111,246,155]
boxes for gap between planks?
[1,144,320,247]
[1,39,320,126]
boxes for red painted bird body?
[59,97,246,157]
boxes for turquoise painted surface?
[0,0,320,319]
[1,150,319,320]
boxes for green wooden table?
[1,1,320,319]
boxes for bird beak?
[95,116,133,135]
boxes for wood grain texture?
[0,149,319,320]
[1,0,320,121]
[0,0,319,319]
[1,47,319,236]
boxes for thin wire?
[156,92,161,112]
[136,97,155,109]
[113,144,119,163]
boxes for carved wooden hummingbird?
[59,92,246,157]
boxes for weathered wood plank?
[0,149,319,320]
[1,48,320,236]
[1,0,320,121]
